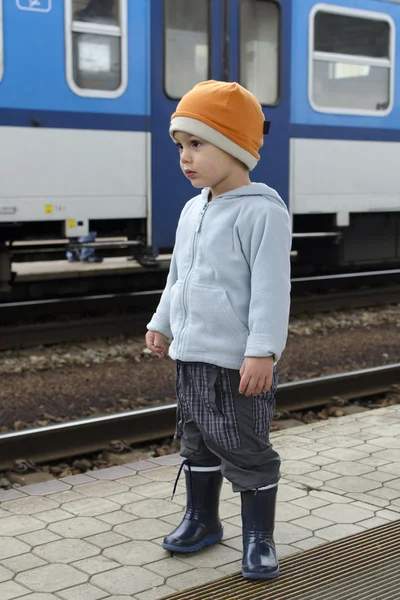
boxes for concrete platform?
[12,257,171,282]
[0,405,399,600]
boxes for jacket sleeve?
[146,198,194,338]
[146,251,177,338]
[243,203,292,362]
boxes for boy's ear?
[263,121,271,135]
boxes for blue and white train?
[0,0,399,288]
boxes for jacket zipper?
[177,201,210,351]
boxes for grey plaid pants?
[175,361,280,492]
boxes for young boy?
[145,80,291,580]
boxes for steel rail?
[0,363,398,470]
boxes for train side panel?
[0,1,150,240]
[289,0,400,265]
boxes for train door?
[150,0,291,255]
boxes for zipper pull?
[196,203,209,233]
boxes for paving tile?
[276,502,309,522]
[325,461,375,477]
[313,503,373,524]
[0,581,29,599]
[219,501,241,519]
[48,517,110,538]
[384,478,400,490]
[1,553,47,573]
[287,477,323,490]
[60,474,97,486]
[293,536,327,551]
[132,482,174,499]
[21,481,71,496]
[0,565,13,582]
[103,492,144,506]
[48,491,86,504]
[217,560,242,575]
[352,443,389,454]
[321,448,368,461]
[281,461,319,476]
[358,517,390,529]
[362,425,400,437]
[71,555,120,575]
[92,566,163,595]
[144,557,192,578]
[149,455,183,467]
[100,475,154,489]
[33,538,100,563]
[35,509,74,524]
[64,497,121,517]
[345,492,388,508]
[304,456,337,467]
[17,530,61,547]
[139,467,180,483]
[326,476,381,493]
[15,564,87,592]
[309,491,352,504]
[276,485,307,502]
[378,464,400,477]
[85,531,130,548]
[221,536,241,551]
[373,449,400,462]
[135,585,178,600]
[75,481,129,497]
[12,595,59,600]
[0,515,44,536]
[352,501,381,513]
[124,499,182,518]
[0,538,30,560]
[317,524,365,541]
[57,583,109,600]
[316,436,360,448]
[115,518,172,541]
[376,509,400,521]
[364,471,398,484]
[290,496,329,510]
[0,490,27,502]
[0,497,58,515]
[276,544,301,558]
[104,540,167,566]
[219,485,238,501]
[124,460,162,472]
[220,521,242,541]
[178,544,241,569]
[97,511,137,526]
[368,487,400,501]
[279,448,317,460]
[92,467,138,480]
[166,568,223,592]
[306,470,341,483]
[274,522,310,544]
[359,457,391,467]
[160,512,185,527]
[291,515,333,531]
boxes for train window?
[240,0,280,105]
[0,0,3,82]
[310,5,394,115]
[65,0,128,98]
[164,0,210,99]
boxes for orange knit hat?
[170,80,265,171]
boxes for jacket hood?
[201,182,288,211]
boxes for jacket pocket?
[188,283,248,358]
[169,280,184,339]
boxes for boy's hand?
[239,356,274,396]
[145,330,169,359]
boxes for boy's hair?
[170,80,265,171]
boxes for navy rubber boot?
[241,486,280,580]
[162,463,223,553]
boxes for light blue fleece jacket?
[147,183,291,370]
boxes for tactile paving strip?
[161,520,400,599]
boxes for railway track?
[1,269,400,351]
[0,363,399,471]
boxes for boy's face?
[173,131,243,190]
